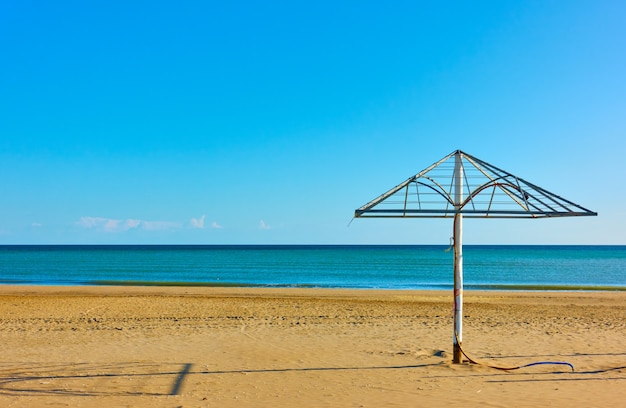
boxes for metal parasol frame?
[354,150,597,364]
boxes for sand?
[0,286,624,407]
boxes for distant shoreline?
[1,282,625,292]
[1,244,625,248]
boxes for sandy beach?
[0,286,624,407]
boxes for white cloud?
[31,222,42,228]
[77,216,181,233]
[77,216,106,229]
[191,215,206,229]
[126,219,141,229]
[211,221,223,229]
[103,218,123,232]
[259,220,271,230]
[76,216,138,233]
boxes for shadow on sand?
[0,361,445,397]
[0,356,624,397]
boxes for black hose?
[454,332,574,372]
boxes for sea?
[0,245,624,291]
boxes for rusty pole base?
[453,343,463,364]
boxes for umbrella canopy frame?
[354,150,597,363]
[355,150,596,219]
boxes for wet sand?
[0,286,624,407]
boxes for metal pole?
[453,151,464,364]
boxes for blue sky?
[1,1,624,244]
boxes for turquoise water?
[0,245,624,290]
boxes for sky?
[1,1,624,245]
